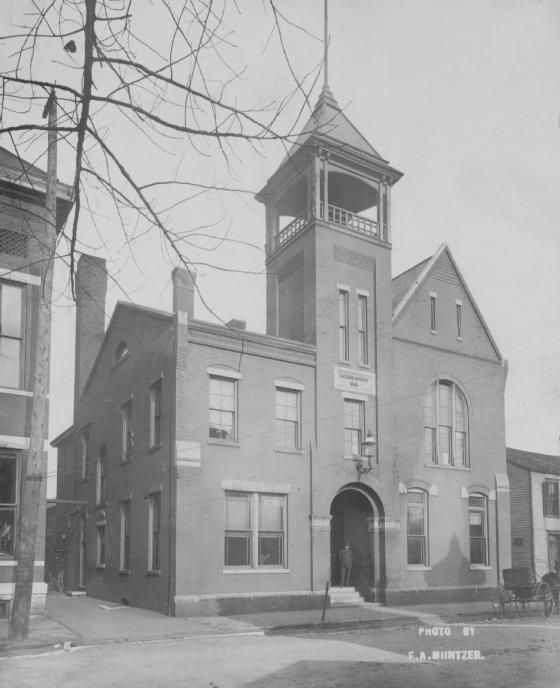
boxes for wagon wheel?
[56,570,65,593]
[536,582,554,618]
[492,586,511,615]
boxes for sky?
[2,1,560,496]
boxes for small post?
[321,580,330,624]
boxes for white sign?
[334,367,375,395]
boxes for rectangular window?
[120,500,131,571]
[338,290,349,361]
[469,495,488,565]
[407,491,428,566]
[96,449,107,505]
[0,281,23,388]
[275,388,300,450]
[344,399,364,457]
[149,379,162,448]
[543,481,559,517]
[456,302,463,339]
[148,492,161,571]
[96,523,106,567]
[122,399,133,461]
[224,491,287,569]
[430,295,437,333]
[547,532,560,573]
[0,452,17,558]
[358,294,368,365]
[80,428,90,480]
[209,376,237,441]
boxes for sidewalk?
[0,592,495,657]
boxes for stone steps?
[329,586,365,606]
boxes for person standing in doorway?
[339,543,353,587]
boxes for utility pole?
[9,89,58,641]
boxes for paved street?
[4,617,560,687]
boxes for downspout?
[167,319,177,615]
[309,359,318,593]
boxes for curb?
[264,610,496,635]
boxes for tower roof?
[285,85,387,163]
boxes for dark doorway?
[330,486,384,601]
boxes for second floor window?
[122,400,133,461]
[150,379,162,448]
[0,281,23,388]
[344,399,364,457]
[358,294,368,365]
[424,380,468,467]
[80,428,90,480]
[338,289,349,361]
[275,388,300,450]
[209,376,236,441]
[543,481,559,517]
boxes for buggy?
[492,567,554,617]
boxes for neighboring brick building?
[52,85,511,615]
[507,448,560,576]
[0,147,72,616]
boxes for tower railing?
[322,203,379,239]
[275,203,382,249]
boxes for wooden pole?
[9,90,58,641]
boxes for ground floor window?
[120,500,131,571]
[0,452,18,558]
[224,492,286,568]
[547,532,560,573]
[469,494,488,565]
[148,492,161,572]
[407,489,428,566]
[96,523,106,567]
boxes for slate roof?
[507,447,560,476]
[391,257,431,314]
[0,146,73,199]
[285,85,385,162]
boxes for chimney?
[74,254,107,404]
[172,266,196,319]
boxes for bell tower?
[256,84,403,344]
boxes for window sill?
[111,353,130,371]
[407,565,431,571]
[120,458,133,466]
[274,448,303,455]
[430,330,437,335]
[223,568,290,574]
[357,362,370,369]
[95,502,107,510]
[425,463,470,471]
[469,564,491,570]
[80,477,89,483]
[337,360,351,366]
[208,439,239,447]
[148,443,163,454]
[118,569,130,576]
[0,386,33,397]
[96,564,106,570]
[457,337,463,342]
[146,569,161,576]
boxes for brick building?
[507,448,560,576]
[52,85,511,615]
[0,147,72,616]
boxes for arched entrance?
[330,484,385,602]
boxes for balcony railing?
[274,203,382,249]
[322,203,379,239]
[276,211,308,247]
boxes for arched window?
[115,341,129,363]
[424,380,468,466]
[407,489,428,566]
